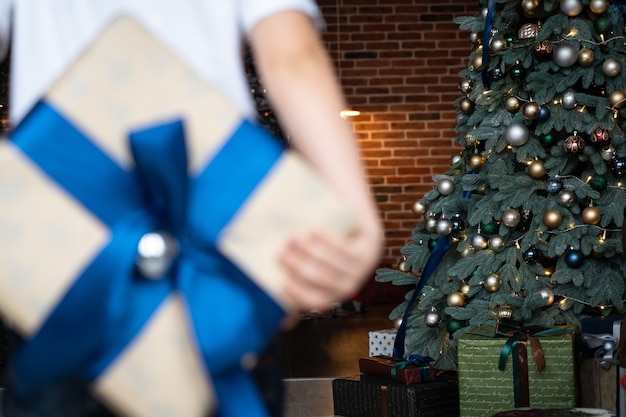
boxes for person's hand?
[279,220,383,312]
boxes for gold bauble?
[398,259,409,272]
[468,154,485,170]
[589,0,608,13]
[528,160,546,178]
[483,273,502,292]
[446,291,465,307]
[577,48,595,67]
[505,96,520,112]
[472,54,483,70]
[460,246,475,258]
[460,97,475,114]
[521,0,540,15]
[582,206,601,225]
[412,200,428,216]
[522,102,541,120]
[608,90,626,109]
[460,281,471,294]
[494,305,514,320]
[543,209,563,228]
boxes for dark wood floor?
[279,304,396,378]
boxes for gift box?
[579,316,625,417]
[332,375,460,417]
[0,16,356,417]
[457,326,578,417]
[359,355,436,385]
[369,328,410,357]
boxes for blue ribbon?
[482,0,497,89]
[393,233,452,358]
[8,100,286,417]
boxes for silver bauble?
[425,210,437,219]
[601,145,616,161]
[560,0,583,16]
[469,32,481,44]
[603,58,621,77]
[557,190,577,208]
[488,236,506,252]
[554,43,579,67]
[538,287,555,306]
[425,309,441,327]
[459,79,473,94]
[483,273,502,292]
[451,153,463,165]
[394,318,403,329]
[504,122,530,146]
[438,178,455,195]
[518,23,540,39]
[136,231,179,279]
[481,7,489,19]
[502,208,521,227]
[561,89,577,109]
[436,218,454,235]
[472,234,488,250]
[425,217,438,232]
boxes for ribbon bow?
[8,101,286,417]
[582,333,619,369]
[390,354,434,382]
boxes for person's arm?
[0,0,11,61]
[249,10,383,311]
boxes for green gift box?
[457,326,578,417]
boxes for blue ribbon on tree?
[8,100,287,417]
[393,233,452,358]
[482,0,497,89]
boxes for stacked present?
[457,326,578,417]
[369,329,399,357]
[579,316,626,416]
[333,355,459,417]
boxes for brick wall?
[316,0,478,270]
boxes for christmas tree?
[243,45,288,146]
[376,0,626,371]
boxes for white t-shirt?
[0,0,322,125]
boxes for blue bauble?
[523,246,540,264]
[537,105,551,122]
[611,157,626,177]
[546,178,563,194]
[565,249,584,269]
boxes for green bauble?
[428,238,438,251]
[447,318,465,333]
[594,16,613,34]
[510,63,525,82]
[539,132,558,147]
[589,175,608,191]
[482,222,498,235]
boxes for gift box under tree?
[579,316,626,416]
[457,326,578,417]
[332,374,460,417]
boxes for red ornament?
[589,127,610,147]
[564,132,586,155]
[533,40,554,61]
